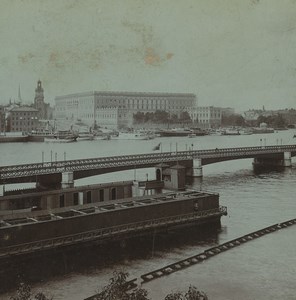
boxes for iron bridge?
[0,144,296,184]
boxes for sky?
[0,0,296,111]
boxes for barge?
[0,190,227,259]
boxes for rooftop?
[11,106,38,112]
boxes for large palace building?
[54,91,197,128]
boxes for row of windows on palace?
[55,104,189,111]
[78,113,128,119]
[56,98,193,105]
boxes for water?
[1,130,296,300]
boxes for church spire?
[18,84,22,103]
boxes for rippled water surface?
[1,130,296,299]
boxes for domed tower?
[34,80,46,119]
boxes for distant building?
[54,91,197,128]
[220,107,235,117]
[7,106,39,132]
[276,109,296,125]
[188,106,222,129]
[243,109,274,123]
[0,106,5,133]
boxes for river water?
[1,130,296,300]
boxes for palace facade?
[54,91,197,128]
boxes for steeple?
[18,84,22,103]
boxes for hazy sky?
[1,0,296,110]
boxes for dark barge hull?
[0,191,227,259]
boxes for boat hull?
[44,137,76,143]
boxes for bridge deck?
[0,144,295,183]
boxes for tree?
[221,114,246,127]
[10,283,52,300]
[256,114,287,128]
[94,271,150,300]
[154,110,170,123]
[133,112,145,123]
[164,285,208,300]
[179,111,192,122]
[95,271,208,300]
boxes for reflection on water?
[1,131,296,299]
[0,225,220,294]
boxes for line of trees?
[10,271,208,300]
[133,110,192,124]
[256,114,287,128]
[221,113,288,128]
[94,271,208,300]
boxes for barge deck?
[0,190,227,259]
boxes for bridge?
[0,144,295,186]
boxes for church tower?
[34,80,46,119]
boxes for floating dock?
[0,190,226,259]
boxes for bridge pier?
[61,172,74,189]
[283,151,292,167]
[253,151,292,168]
[192,159,203,177]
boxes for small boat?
[188,133,196,138]
[27,130,56,142]
[221,129,240,136]
[44,130,78,143]
[111,132,150,140]
[239,128,253,135]
[77,131,95,141]
[95,134,111,140]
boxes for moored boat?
[44,130,78,143]
[77,131,95,141]
[111,132,151,140]
[27,130,56,142]
[221,129,240,136]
